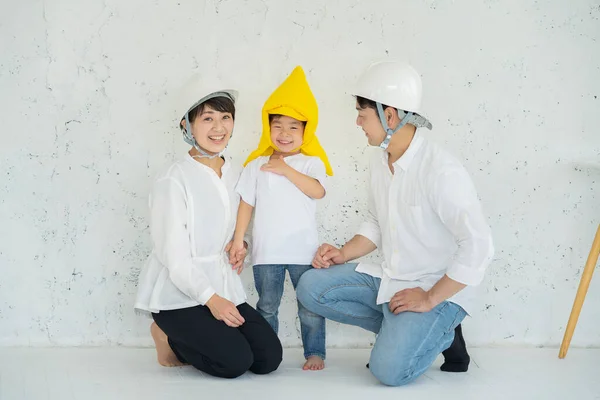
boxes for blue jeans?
[296,264,467,386]
[253,264,326,360]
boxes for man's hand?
[312,243,346,268]
[206,294,245,327]
[389,288,436,314]
[226,240,247,275]
[260,155,291,176]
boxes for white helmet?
[353,61,432,149]
[175,73,238,159]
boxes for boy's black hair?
[268,113,307,127]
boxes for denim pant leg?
[253,265,286,334]
[369,301,467,386]
[296,264,383,334]
[288,265,327,360]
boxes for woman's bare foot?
[302,356,325,371]
[151,322,185,367]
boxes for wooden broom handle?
[559,223,600,359]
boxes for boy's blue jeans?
[253,264,326,360]
[296,264,467,386]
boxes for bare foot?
[151,322,185,367]
[302,356,325,371]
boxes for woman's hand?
[226,240,247,274]
[206,294,245,327]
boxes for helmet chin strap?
[182,113,230,160]
[376,102,413,150]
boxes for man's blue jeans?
[297,264,466,386]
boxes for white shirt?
[356,131,494,315]
[134,154,247,314]
[236,154,326,266]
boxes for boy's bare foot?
[302,356,325,371]
[151,322,185,367]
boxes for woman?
[134,75,282,378]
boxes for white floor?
[0,348,598,400]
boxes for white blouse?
[134,154,247,314]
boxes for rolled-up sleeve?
[430,168,494,286]
[150,178,216,305]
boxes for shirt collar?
[382,130,424,172]
[186,153,230,177]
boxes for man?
[296,61,494,386]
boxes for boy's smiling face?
[269,115,305,153]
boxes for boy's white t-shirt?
[236,154,326,266]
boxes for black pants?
[152,303,283,379]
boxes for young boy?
[229,66,333,371]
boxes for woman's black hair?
[188,96,236,123]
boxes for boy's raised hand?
[260,155,290,176]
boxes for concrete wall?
[1,0,599,347]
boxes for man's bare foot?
[151,322,185,367]
[302,356,325,371]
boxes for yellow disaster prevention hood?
[243,66,333,176]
